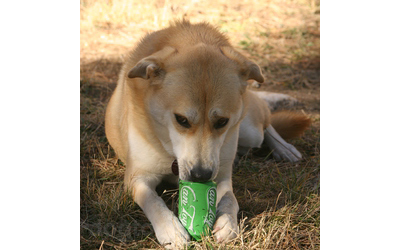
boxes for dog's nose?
[190,167,212,182]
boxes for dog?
[105,20,311,248]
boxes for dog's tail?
[270,111,312,140]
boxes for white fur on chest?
[127,126,175,175]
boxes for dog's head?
[127,44,264,182]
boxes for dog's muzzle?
[171,160,213,182]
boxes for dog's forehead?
[159,45,245,118]
[165,49,242,96]
[165,70,242,115]
[165,44,240,84]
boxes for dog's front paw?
[272,142,302,162]
[153,210,190,249]
[212,213,239,243]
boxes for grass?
[81,0,320,249]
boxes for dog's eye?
[214,118,229,129]
[175,114,191,128]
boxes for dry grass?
[80,0,320,249]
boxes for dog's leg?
[250,90,299,111]
[264,125,302,162]
[127,175,190,248]
[237,114,264,156]
[213,133,240,242]
[212,178,239,242]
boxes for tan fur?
[246,90,271,129]
[270,111,312,140]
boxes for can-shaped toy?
[178,180,217,241]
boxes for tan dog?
[105,20,310,248]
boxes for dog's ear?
[244,60,265,83]
[220,46,264,84]
[127,61,158,79]
[127,46,176,79]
